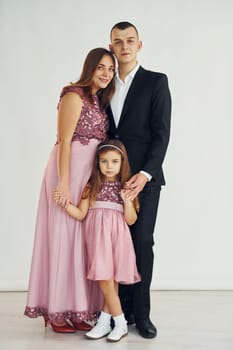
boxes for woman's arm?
[56,92,82,204]
[120,189,137,225]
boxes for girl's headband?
[98,144,124,156]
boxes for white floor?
[0,291,233,350]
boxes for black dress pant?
[119,185,161,320]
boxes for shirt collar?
[116,63,140,83]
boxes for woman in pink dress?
[24,48,115,333]
[53,139,141,342]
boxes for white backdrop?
[0,0,232,291]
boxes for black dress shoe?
[125,313,135,325]
[136,318,157,339]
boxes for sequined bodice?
[96,181,123,204]
[58,86,108,145]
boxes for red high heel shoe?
[72,321,93,331]
[50,322,76,333]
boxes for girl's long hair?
[85,139,139,211]
[70,48,115,109]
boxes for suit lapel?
[107,105,117,130]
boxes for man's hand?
[124,173,148,200]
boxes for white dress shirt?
[111,64,152,182]
[111,63,140,127]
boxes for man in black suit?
[108,21,171,339]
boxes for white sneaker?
[107,325,128,342]
[85,322,111,339]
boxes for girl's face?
[92,54,115,94]
[99,150,122,181]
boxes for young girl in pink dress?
[54,139,140,342]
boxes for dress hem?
[87,276,141,285]
[24,306,98,323]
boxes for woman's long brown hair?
[84,139,139,211]
[70,48,115,109]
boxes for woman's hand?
[53,184,71,209]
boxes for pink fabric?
[25,140,103,323]
[84,200,141,285]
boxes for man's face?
[110,26,142,65]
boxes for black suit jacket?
[107,66,171,186]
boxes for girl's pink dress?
[24,86,107,323]
[84,181,141,284]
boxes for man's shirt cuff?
[140,170,152,182]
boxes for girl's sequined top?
[96,181,123,204]
[58,86,108,145]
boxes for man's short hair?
[110,21,139,37]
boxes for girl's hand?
[124,173,148,200]
[120,189,133,203]
[121,189,138,225]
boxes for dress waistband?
[90,201,123,212]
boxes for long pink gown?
[24,86,107,323]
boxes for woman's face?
[92,55,115,94]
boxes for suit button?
[115,134,119,139]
